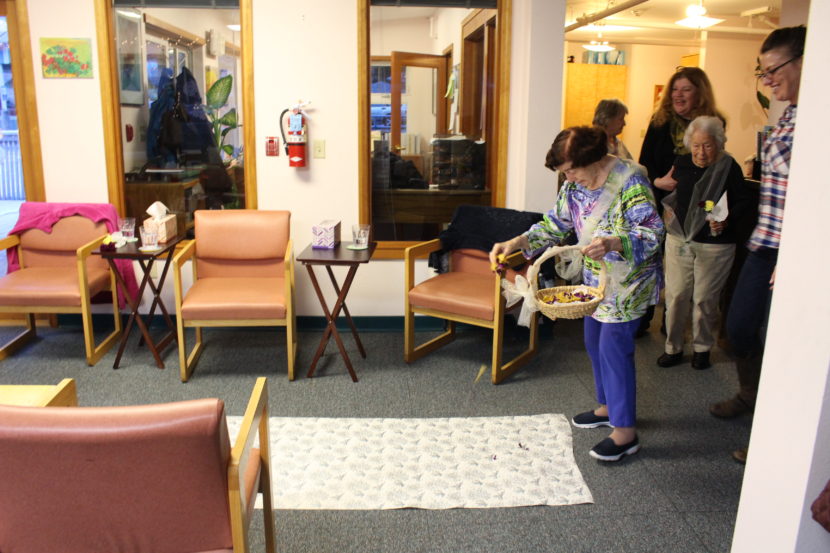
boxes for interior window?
[113,3,243,238]
[362,1,503,255]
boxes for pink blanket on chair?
[6,202,139,308]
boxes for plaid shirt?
[749,105,797,251]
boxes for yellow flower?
[704,200,714,212]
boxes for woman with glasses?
[710,25,806,465]
[636,66,725,337]
[656,116,756,371]
[489,126,664,462]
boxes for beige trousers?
[664,234,735,354]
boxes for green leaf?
[218,108,238,127]
[206,75,233,110]
[756,90,770,110]
[221,144,235,156]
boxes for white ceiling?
[565,0,782,46]
[370,1,782,47]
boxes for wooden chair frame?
[404,239,538,384]
[172,239,297,382]
[229,376,276,553]
[0,234,122,366]
[0,378,78,407]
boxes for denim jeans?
[725,247,777,358]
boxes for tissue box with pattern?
[312,220,340,249]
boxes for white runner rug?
[226,413,593,510]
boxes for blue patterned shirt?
[523,158,664,323]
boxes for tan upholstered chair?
[405,244,539,384]
[173,210,296,382]
[0,215,121,365]
[0,376,275,553]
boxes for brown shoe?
[732,447,748,464]
[709,394,754,418]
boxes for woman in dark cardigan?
[637,66,725,336]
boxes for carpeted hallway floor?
[0,313,752,553]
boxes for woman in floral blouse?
[490,126,664,461]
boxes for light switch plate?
[312,139,326,159]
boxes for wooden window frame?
[358,0,511,259]
[94,0,257,216]
[1,0,45,201]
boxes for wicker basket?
[528,245,607,321]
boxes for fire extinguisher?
[280,101,310,167]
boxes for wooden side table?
[96,236,183,369]
[297,242,376,382]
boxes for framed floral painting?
[39,38,93,79]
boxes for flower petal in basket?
[527,245,607,321]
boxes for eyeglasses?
[755,56,801,80]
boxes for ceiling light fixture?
[676,1,724,29]
[582,31,615,53]
[227,24,241,32]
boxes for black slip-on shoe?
[692,351,711,370]
[589,435,641,462]
[571,411,613,429]
[657,352,683,367]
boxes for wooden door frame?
[389,51,448,154]
[358,0,511,259]
[1,0,45,201]
[94,0,257,216]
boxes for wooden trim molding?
[94,0,125,214]
[143,13,206,47]
[240,0,256,208]
[96,0,257,214]
[5,0,45,201]
[358,0,370,226]
[225,42,241,57]
[494,0,511,208]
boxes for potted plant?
[204,74,240,160]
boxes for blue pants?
[726,248,777,358]
[584,317,641,428]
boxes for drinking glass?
[139,226,158,250]
[119,217,136,239]
[352,224,370,248]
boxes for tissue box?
[312,220,341,249]
[143,214,177,243]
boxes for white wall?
[28,0,108,202]
[506,0,565,213]
[625,43,697,162]
[731,1,830,552]
[702,36,767,164]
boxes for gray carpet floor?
[0,313,752,553]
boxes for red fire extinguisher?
[280,101,310,167]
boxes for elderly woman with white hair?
[656,116,756,370]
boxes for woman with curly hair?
[637,66,725,336]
